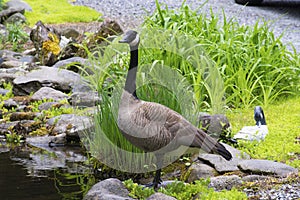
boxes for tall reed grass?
[145,0,300,108]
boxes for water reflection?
[0,143,96,200]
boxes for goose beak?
[119,33,130,43]
[119,38,128,43]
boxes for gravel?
[72,0,300,53]
[245,183,300,200]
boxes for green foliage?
[0,0,4,11]
[124,179,155,199]
[227,97,300,169]
[5,131,23,143]
[124,179,247,200]
[24,0,102,26]
[0,82,13,102]
[0,23,29,52]
[144,1,300,108]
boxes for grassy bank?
[23,0,101,26]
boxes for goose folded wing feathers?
[119,98,230,160]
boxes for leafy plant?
[123,179,247,200]
[4,22,29,51]
[5,132,23,143]
[144,1,300,108]
[0,0,4,11]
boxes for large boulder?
[198,143,250,173]
[12,66,88,95]
[52,57,94,75]
[30,21,61,66]
[238,159,298,177]
[83,178,133,200]
[5,12,26,24]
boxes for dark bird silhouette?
[117,30,232,189]
[234,106,268,141]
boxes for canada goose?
[117,30,232,189]
[233,106,268,141]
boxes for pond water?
[0,144,97,200]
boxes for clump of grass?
[144,0,300,108]
[0,22,29,52]
[24,0,102,26]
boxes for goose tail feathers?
[213,142,232,161]
[193,130,232,161]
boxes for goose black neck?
[125,49,138,99]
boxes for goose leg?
[152,168,162,189]
[144,154,163,190]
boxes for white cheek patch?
[130,34,139,47]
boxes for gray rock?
[199,153,239,172]
[0,24,8,38]
[61,27,80,39]
[0,60,22,68]
[6,0,32,11]
[238,159,298,177]
[0,72,18,83]
[9,112,40,121]
[0,50,37,63]
[38,102,70,111]
[4,12,26,24]
[30,87,68,102]
[209,175,242,191]
[52,57,94,75]
[0,121,19,134]
[147,192,176,200]
[198,143,249,173]
[84,178,133,200]
[3,98,18,109]
[222,143,251,160]
[0,88,10,95]
[12,66,87,95]
[49,133,67,146]
[187,163,217,183]
[199,113,231,139]
[0,7,24,23]
[26,135,56,147]
[0,50,22,61]
[242,174,270,182]
[47,114,94,138]
[68,92,101,107]
[29,21,61,66]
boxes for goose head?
[254,106,266,126]
[119,30,140,51]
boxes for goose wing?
[124,101,231,160]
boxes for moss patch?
[24,0,102,26]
